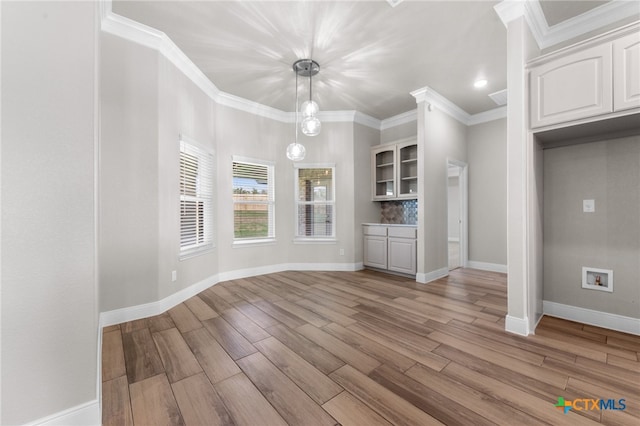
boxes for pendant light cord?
[308,60,313,103]
[295,71,299,143]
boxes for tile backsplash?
[380,199,418,224]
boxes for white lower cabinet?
[363,225,416,276]
[364,235,387,269]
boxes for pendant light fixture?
[294,59,321,137]
[286,66,306,161]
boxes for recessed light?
[474,79,488,88]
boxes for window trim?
[179,135,215,260]
[232,156,276,246]
[293,163,336,243]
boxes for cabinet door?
[397,141,418,199]
[387,237,416,275]
[364,236,388,269]
[530,43,613,128]
[371,146,396,200]
[613,32,640,112]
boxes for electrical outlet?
[339,249,345,256]
[171,270,177,282]
[583,199,595,213]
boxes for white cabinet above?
[613,31,640,112]
[529,22,640,131]
[530,43,613,128]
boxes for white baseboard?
[505,314,530,336]
[100,262,364,326]
[26,400,100,426]
[416,267,449,284]
[466,261,508,273]
[100,274,220,327]
[543,301,640,336]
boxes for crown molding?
[468,106,508,126]
[495,0,640,50]
[101,12,221,102]
[380,109,417,130]
[410,86,471,125]
[354,111,382,129]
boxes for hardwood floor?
[102,268,640,425]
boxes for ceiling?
[112,0,614,120]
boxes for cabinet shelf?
[372,138,418,200]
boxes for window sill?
[233,238,276,248]
[293,238,337,245]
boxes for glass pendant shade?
[286,142,306,161]
[300,100,319,117]
[301,116,321,136]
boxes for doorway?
[447,160,468,270]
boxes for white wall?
[100,33,160,311]
[1,2,99,424]
[467,118,507,266]
[100,32,220,313]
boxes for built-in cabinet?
[529,23,640,129]
[613,31,640,112]
[371,138,418,200]
[363,224,417,275]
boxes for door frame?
[447,159,468,269]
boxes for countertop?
[362,223,417,227]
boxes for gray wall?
[354,123,383,261]
[543,136,640,318]
[467,118,507,265]
[417,105,468,276]
[1,2,98,423]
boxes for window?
[233,158,275,242]
[295,165,335,240]
[179,137,214,258]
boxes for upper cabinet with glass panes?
[371,138,417,201]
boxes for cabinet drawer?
[388,227,416,239]
[363,225,387,236]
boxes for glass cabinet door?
[398,143,417,198]
[372,147,396,199]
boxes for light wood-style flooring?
[102,268,640,425]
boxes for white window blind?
[233,158,275,240]
[295,166,335,238]
[180,138,214,257]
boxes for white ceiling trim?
[380,110,418,131]
[411,86,507,126]
[495,0,639,50]
[467,106,507,126]
[410,86,470,125]
[101,12,221,102]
